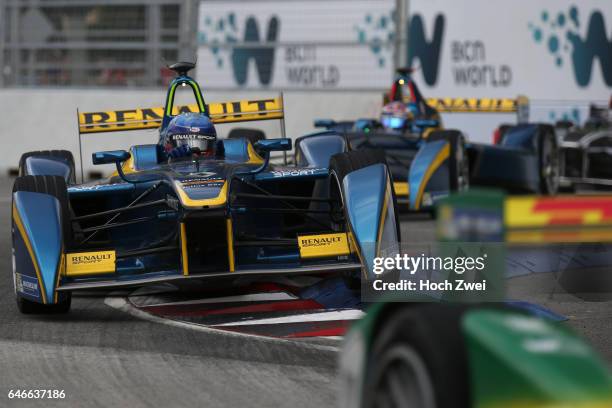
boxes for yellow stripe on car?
[376,184,390,257]
[246,142,264,164]
[12,203,47,304]
[226,218,235,272]
[414,143,450,210]
[110,152,136,177]
[180,223,189,276]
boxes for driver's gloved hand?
[167,144,192,159]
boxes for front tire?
[362,305,474,408]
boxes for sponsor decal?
[409,12,512,88]
[171,134,215,141]
[528,5,612,87]
[70,183,126,192]
[200,13,279,86]
[506,196,612,227]
[355,10,395,69]
[78,98,283,133]
[448,39,512,88]
[505,196,612,243]
[198,2,394,89]
[66,251,116,276]
[180,178,224,188]
[408,14,445,86]
[298,233,350,259]
[270,168,325,178]
[15,273,40,298]
[425,97,519,113]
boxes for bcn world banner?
[196,0,395,90]
[197,0,611,100]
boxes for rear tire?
[539,128,559,195]
[18,150,76,184]
[12,175,72,314]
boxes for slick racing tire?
[12,175,72,314]
[427,130,470,192]
[18,150,76,184]
[538,127,560,195]
[362,304,476,408]
[227,128,266,145]
[328,149,401,243]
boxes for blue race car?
[315,68,559,211]
[11,62,400,313]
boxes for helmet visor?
[171,134,216,154]
[381,115,406,130]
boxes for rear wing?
[76,95,286,182]
[425,96,529,123]
[78,96,285,134]
[424,96,528,113]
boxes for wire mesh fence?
[0,0,198,88]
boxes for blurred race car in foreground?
[339,302,612,408]
[11,62,400,313]
[315,69,559,211]
[340,189,612,408]
[559,97,612,191]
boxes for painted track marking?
[104,295,343,352]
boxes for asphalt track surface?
[0,177,610,407]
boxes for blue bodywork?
[409,139,450,210]
[343,164,397,280]
[12,192,63,304]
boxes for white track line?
[140,292,298,308]
[104,296,341,352]
[215,309,365,327]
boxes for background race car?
[558,98,612,191]
[314,69,560,211]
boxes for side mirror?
[92,150,130,165]
[254,138,292,153]
[314,119,336,129]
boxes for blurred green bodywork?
[465,309,612,408]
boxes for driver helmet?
[162,112,218,157]
[380,101,413,130]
